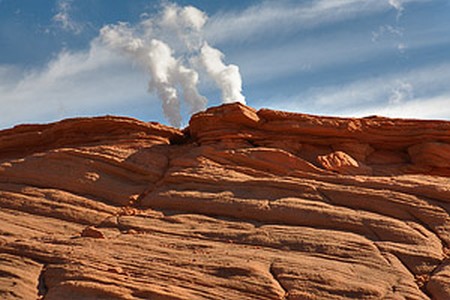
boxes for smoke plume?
[98,3,245,127]
[200,43,245,104]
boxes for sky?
[1,0,449,129]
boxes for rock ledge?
[0,103,449,299]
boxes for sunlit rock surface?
[0,103,449,299]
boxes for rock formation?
[0,103,449,299]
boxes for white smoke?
[199,43,245,104]
[98,3,245,127]
[158,4,207,51]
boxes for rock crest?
[0,103,449,299]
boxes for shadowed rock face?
[0,103,449,300]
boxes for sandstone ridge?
[0,103,449,299]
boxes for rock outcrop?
[0,103,449,299]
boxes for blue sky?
[1,0,449,129]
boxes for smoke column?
[99,21,205,127]
[98,3,245,127]
[200,42,245,104]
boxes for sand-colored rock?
[0,103,449,299]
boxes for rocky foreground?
[0,103,449,299]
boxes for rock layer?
[0,103,449,299]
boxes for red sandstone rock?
[0,103,449,299]
[317,151,373,175]
[80,226,105,239]
[409,142,450,168]
[332,142,374,162]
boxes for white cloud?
[372,25,407,54]
[52,0,83,34]
[0,3,248,129]
[207,0,372,45]
[263,62,450,120]
[264,91,450,120]
[372,25,403,42]
[397,42,407,53]
[232,31,375,84]
[205,0,426,45]
[206,0,438,86]
[388,0,404,11]
[317,63,450,108]
[388,0,410,19]
[388,81,413,104]
[0,43,154,129]
[352,94,450,119]
[1,0,445,130]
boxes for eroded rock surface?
[0,104,449,299]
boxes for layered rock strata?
[0,103,449,299]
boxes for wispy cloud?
[351,94,450,119]
[0,0,446,130]
[52,0,83,34]
[388,81,413,104]
[208,0,372,45]
[372,25,403,42]
[388,0,404,13]
[264,62,450,119]
[206,0,435,86]
[0,43,154,129]
[205,0,425,45]
[1,3,248,129]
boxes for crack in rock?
[269,262,288,300]
[37,264,48,298]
